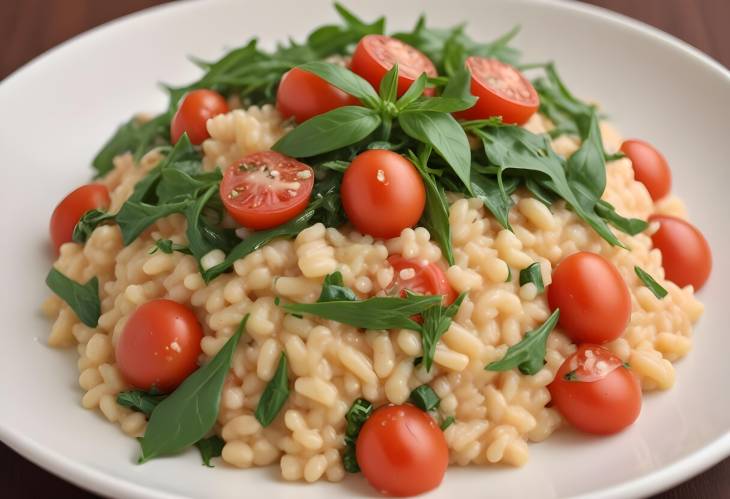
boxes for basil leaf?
[379,64,399,103]
[519,262,544,293]
[595,200,648,235]
[45,268,100,328]
[283,293,442,331]
[317,271,357,302]
[441,65,476,104]
[194,435,225,467]
[116,390,166,417]
[138,315,247,463]
[343,398,372,473]
[409,385,440,412]
[486,309,560,375]
[470,171,512,230]
[297,62,379,106]
[525,176,558,206]
[440,415,455,430]
[72,209,115,244]
[185,185,224,269]
[255,353,290,427]
[395,73,428,110]
[273,106,381,158]
[398,111,471,189]
[565,112,606,206]
[420,292,467,371]
[404,96,475,113]
[116,200,190,246]
[157,169,219,204]
[634,266,668,299]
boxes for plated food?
[42,3,712,496]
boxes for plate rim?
[1,1,728,498]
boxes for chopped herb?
[564,370,578,381]
[409,385,441,412]
[519,262,545,293]
[255,353,290,427]
[440,415,455,430]
[116,390,167,417]
[45,268,100,328]
[486,309,560,375]
[194,435,225,467]
[343,398,373,473]
[634,266,668,299]
[413,356,423,366]
[316,271,357,303]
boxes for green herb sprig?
[255,353,290,427]
[486,309,560,375]
[343,398,373,473]
[45,268,101,328]
[635,266,668,299]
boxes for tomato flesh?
[620,139,672,200]
[341,150,426,239]
[50,184,110,252]
[649,215,712,290]
[116,299,203,393]
[547,252,631,344]
[351,35,437,97]
[276,67,358,123]
[171,89,229,145]
[455,57,539,125]
[356,404,448,496]
[549,344,641,435]
[388,255,456,305]
[220,151,314,230]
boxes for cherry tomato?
[454,57,539,125]
[50,184,111,252]
[388,255,456,305]
[170,89,229,145]
[356,404,448,496]
[649,215,712,290]
[620,139,672,200]
[547,252,631,344]
[116,299,203,392]
[276,67,359,123]
[220,151,314,230]
[351,34,437,97]
[549,344,641,435]
[341,150,425,239]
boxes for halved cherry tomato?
[549,344,641,435]
[276,67,359,123]
[50,184,110,252]
[351,34,437,97]
[454,57,539,125]
[620,139,672,200]
[356,404,448,496]
[170,89,229,145]
[388,255,456,305]
[341,150,425,239]
[220,151,314,230]
[547,252,631,344]
[116,299,203,393]
[649,215,712,290]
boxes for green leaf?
[398,111,471,190]
[470,171,513,230]
[525,176,558,206]
[565,112,606,206]
[72,209,115,244]
[404,96,475,113]
[440,65,477,107]
[519,262,544,293]
[116,390,167,417]
[317,271,358,302]
[440,415,455,430]
[185,185,225,270]
[273,106,381,158]
[116,200,190,246]
[486,309,560,375]
[595,200,648,235]
[138,315,247,463]
[156,169,220,204]
[150,239,192,255]
[409,385,441,412]
[634,266,668,299]
[379,64,399,103]
[395,73,428,110]
[194,435,225,467]
[420,293,466,371]
[45,268,100,328]
[283,293,442,331]
[343,398,372,473]
[255,353,290,427]
[297,62,379,106]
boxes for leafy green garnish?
[194,435,225,468]
[409,385,441,412]
[45,268,100,328]
[420,293,467,371]
[440,415,455,430]
[72,209,115,244]
[634,266,668,299]
[150,239,192,255]
[255,353,290,427]
[116,390,167,417]
[316,271,358,303]
[137,315,248,463]
[343,398,373,473]
[486,309,560,375]
[519,262,544,293]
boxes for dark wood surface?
[1,1,728,497]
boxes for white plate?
[0,0,728,498]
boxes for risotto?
[42,4,711,496]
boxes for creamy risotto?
[42,4,711,496]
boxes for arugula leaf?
[409,385,441,412]
[519,262,544,293]
[379,64,400,103]
[307,3,384,56]
[156,168,219,204]
[343,398,372,473]
[595,200,648,235]
[194,435,225,467]
[440,415,455,430]
[634,266,668,299]
[185,185,226,270]
[138,315,247,463]
[404,96,475,113]
[150,239,192,255]
[255,353,290,427]
[470,171,513,230]
[45,268,100,328]
[273,106,381,158]
[486,309,560,375]
[116,200,190,246]
[316,271,358,302]
[420,293,467,371]
[72,209,115,244]
[525,176,558,206]
[116,390,166,417]
[297,62,380,106]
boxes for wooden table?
[1,1,728,497]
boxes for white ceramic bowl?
[0,1,728,498]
